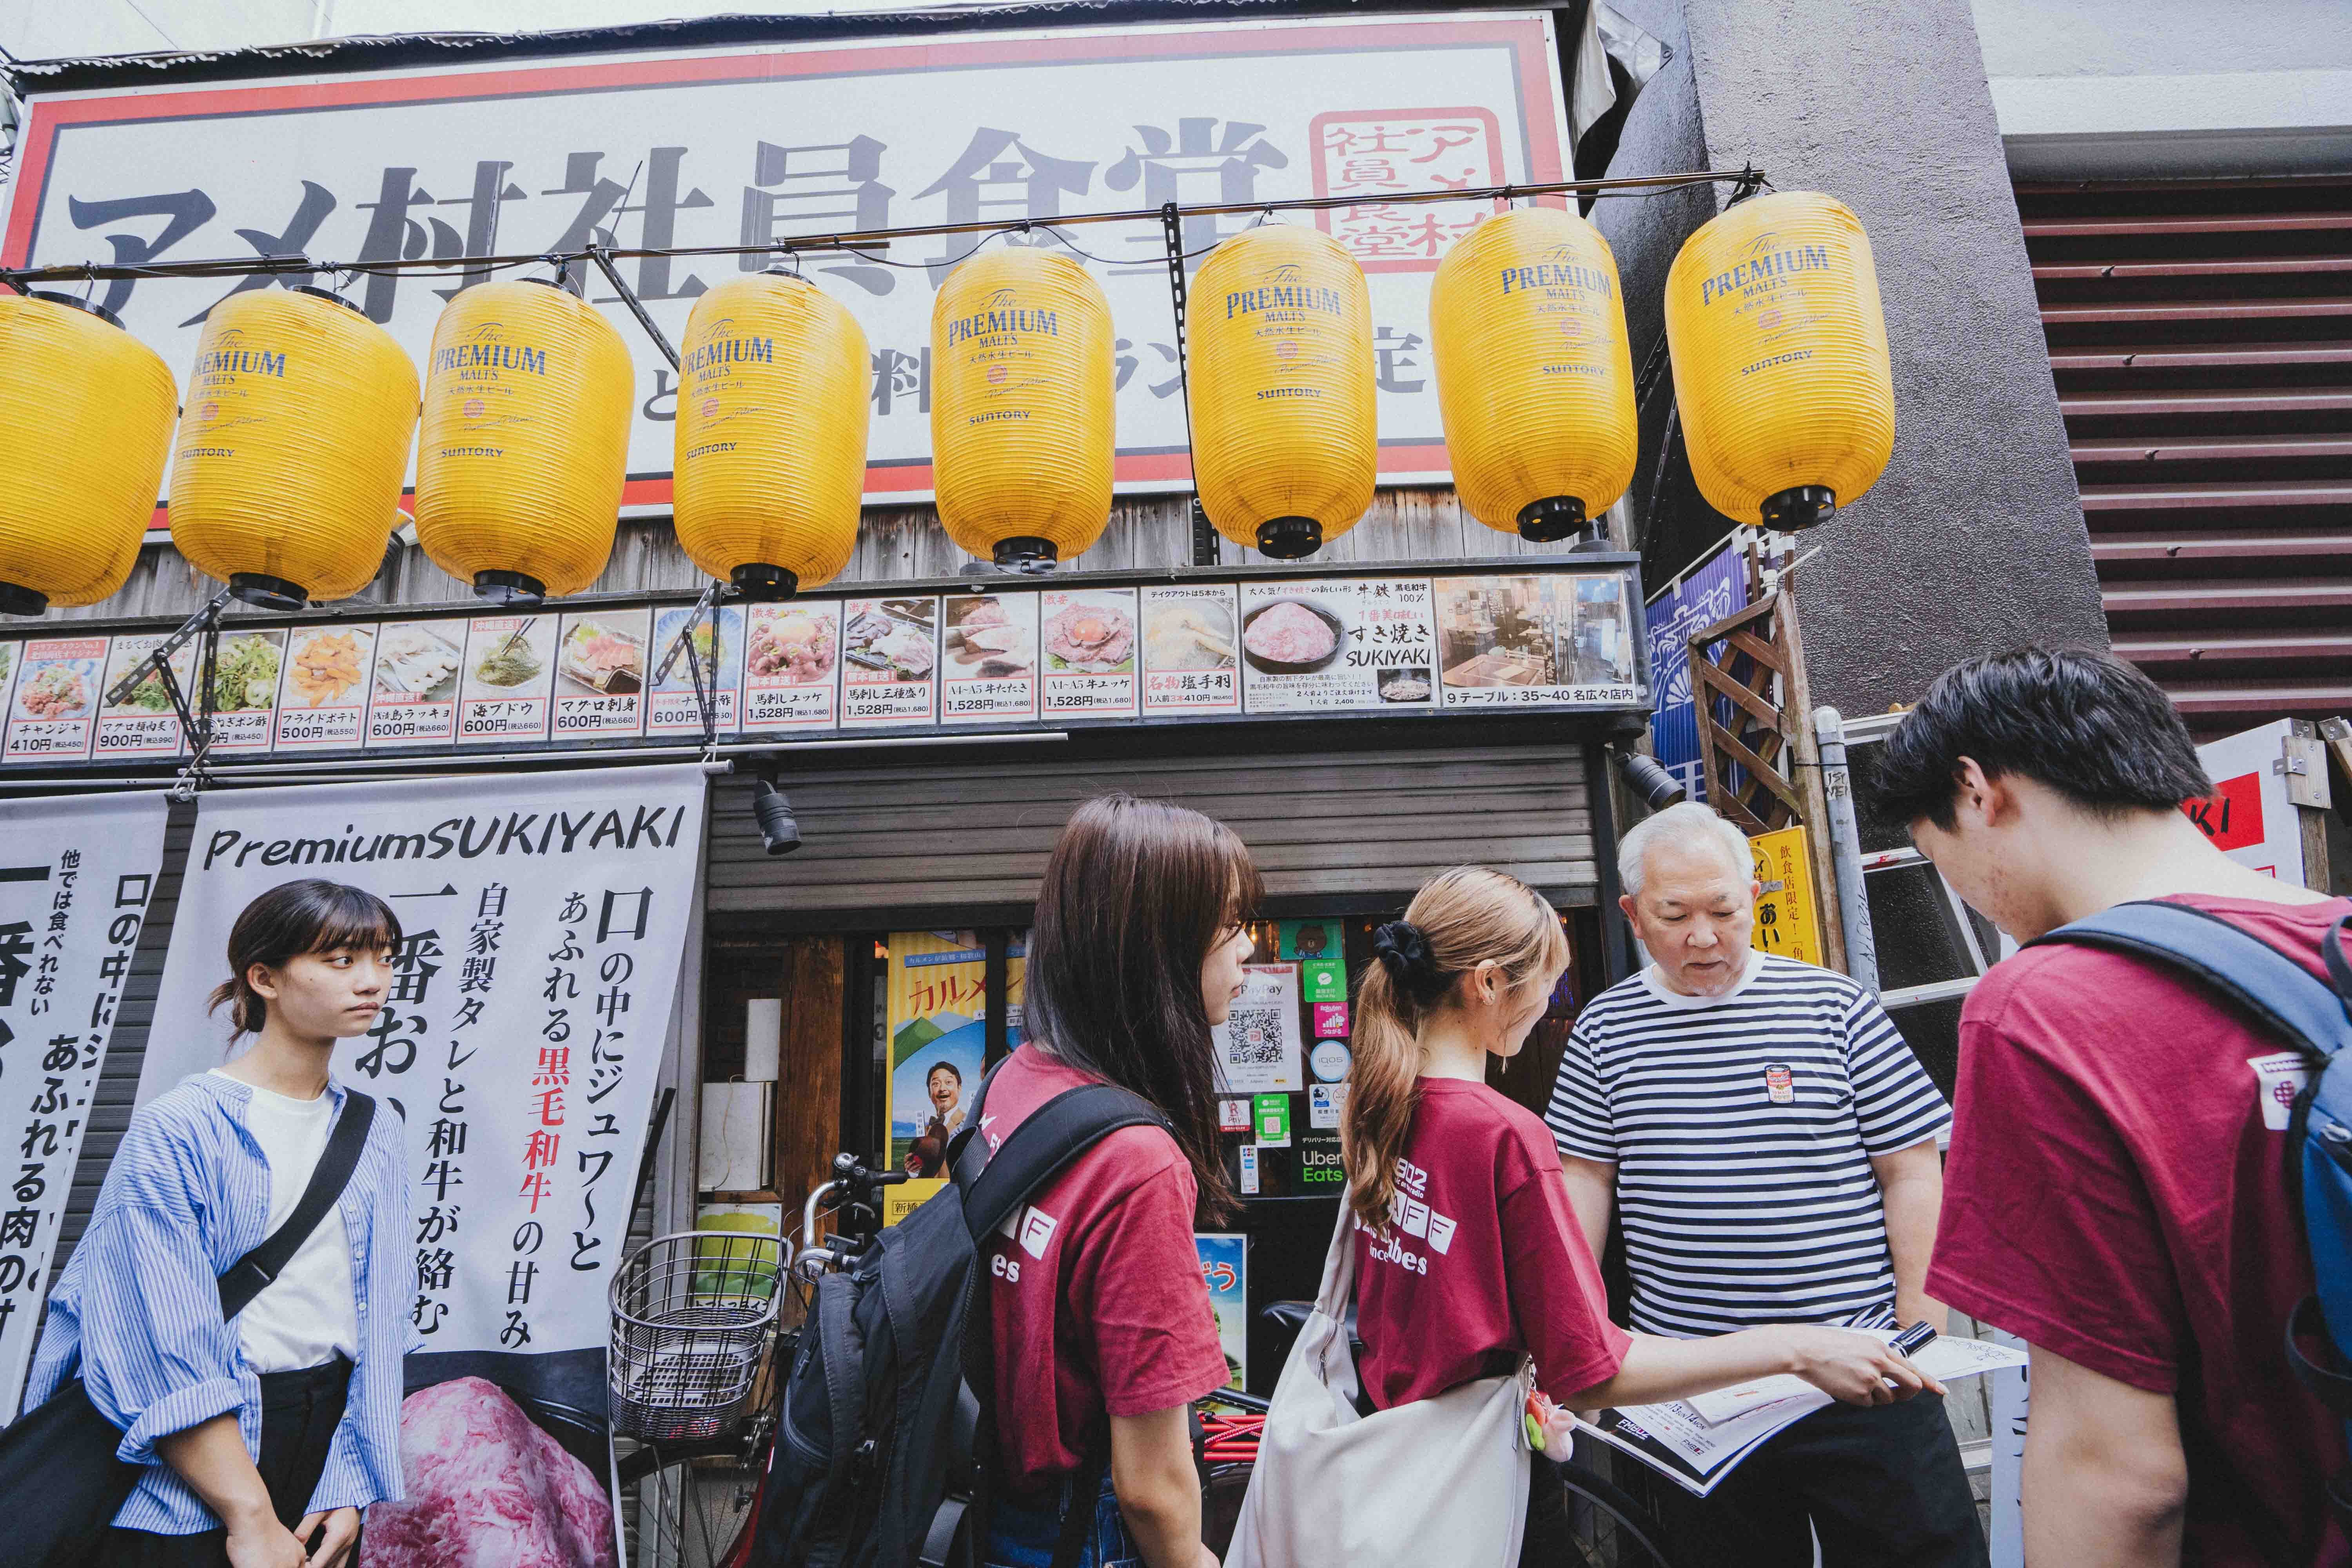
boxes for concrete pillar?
[1597,0,2109,712]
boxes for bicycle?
[614,1154,907,1568]
[608,1220,788,1568]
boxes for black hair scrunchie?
[1372,920,1435,989]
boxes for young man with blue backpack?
[1876,648,2352,1568]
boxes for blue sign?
[1646,545,1749,802]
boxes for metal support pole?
[1160,201,1218,568]
[586,244,682,371]
[651,579,723,753]
[1813,706,1880,992]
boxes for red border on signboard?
[14,15,1562,514]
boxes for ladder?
[1814,708,2006,1009]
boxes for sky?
[0,0,1031,65]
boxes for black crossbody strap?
[218,1089,375,1320]
[957,1083,1167,1244]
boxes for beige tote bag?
[1225,1205,1532,1568]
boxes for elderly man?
[1547,801,1981,1568]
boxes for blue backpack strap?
[2028,901,2352,1064]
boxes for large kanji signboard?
[1,13,1570,525]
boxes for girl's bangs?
[307,887,404,956]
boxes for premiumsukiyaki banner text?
[135,766,709,1416]
[1,12,1570,520]
[0,791,168,1420]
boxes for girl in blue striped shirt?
[26,879,415,1568]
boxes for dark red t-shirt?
[1929,894,2352,1568]
[1353,1078,1631,1409]
[980,1044,1231,1496]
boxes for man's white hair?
[1618,801,1754,899]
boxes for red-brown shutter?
[2016,174,2352,736]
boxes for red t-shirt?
[980,1043,1231,1497]
[1929,895,2352,1568]
[1353,1078,1631,1409]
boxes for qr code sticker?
[1226,1007,1287,1064]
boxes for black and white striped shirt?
[1546,953,1949,1337]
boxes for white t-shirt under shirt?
[1545,951,1951,1337]
[212,1072,362,1372]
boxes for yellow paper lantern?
[929,248,1115,571]
[0,292,176,615]
[1664,191,1894,529]
[1188,225,1376,559]
[169,286,419,610]
[415,278,633,603]
[675,270,871,597]
[1432,207,1636,547]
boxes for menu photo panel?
[553,607,651,740]
[274,624,376,751]
[94,632,194,760]
[741,601,842,735]
[366,619,465,746]
[939,591,1039,724]
[4,635,107,763]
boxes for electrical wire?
[0,167,1765,289]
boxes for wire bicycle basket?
[609,1229,788,1445]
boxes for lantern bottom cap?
[229,573,309,612]
[1516,496,1594,545]
[474,570,548,608]
[992,537,1060,574]
[731,564,801,601]
[1762,486,1838,530]
[1255,517,1323,560]
[0,581,48,617]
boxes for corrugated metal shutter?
[708,743,1599,920]
[56,800,194,1280]
[2016,173,2352,735]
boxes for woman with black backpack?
[19,880,414,1568]
[974,793,1258,1568]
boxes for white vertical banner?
[1988,1327,2027,1568]
[0,791,169,1419]
[137,766,709,1416]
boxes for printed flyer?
[741,601,842,733]
[1194,1234,1247,1390]
[1436,572,1642,710]
[208,628,286,754]
[274,624,375,751]
[648,603,744,737]
[5,635,107,763]
[886,930,989,1178]
[841,597,938,728]
[456,615,557,744]
[939,591,1039,724]
[1141,584,1240,715]
[1040,587,1140,717]
[366,619,465,746]
[552,608,651,740]
[1214,963,1303,1093]
[1238,578,1437,714]
[93,632,194,760]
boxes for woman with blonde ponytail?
[1340,868,1945,1567]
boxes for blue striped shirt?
[22,1073,416,1533]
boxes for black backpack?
[751,1065,1168,1568]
